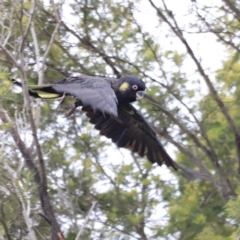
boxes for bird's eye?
[132,85,138,90]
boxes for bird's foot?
[64,105,76,117]
[56,93,66,110]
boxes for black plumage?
[12,75,177,170]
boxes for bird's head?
[116,76,146,103]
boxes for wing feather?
[82,102,176,169]
[53,83,118,117]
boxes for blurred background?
[1,0,240,239]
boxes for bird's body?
[12,75,177,170]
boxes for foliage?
[1,0,240,239]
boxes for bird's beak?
[136,91,145,100]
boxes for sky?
[139,0,226,71]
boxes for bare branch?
[41,0,62,71]
[59,20,121,78]
[158,0,240,177]
[148,0,239,189]
[19,0,36,53]
[144,94,236,199]
[0,107,64,240]
[222,0,240,22]
[29,0,61,139]
[3,163,37,240]
[75,201,97,240]
[0,201,12,240]
[0,44,20,68]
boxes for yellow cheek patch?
[119,82,129,91]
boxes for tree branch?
[148,0,238,196]
[222,0,240,22]
[0,107,64,240]
[75,201,97,240]
[144,94,236,199]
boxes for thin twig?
[3,163,37,240]
[75,201,97,240]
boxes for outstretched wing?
[53,83,118,117]
[82,102,177,169]
[12,77,118,117]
